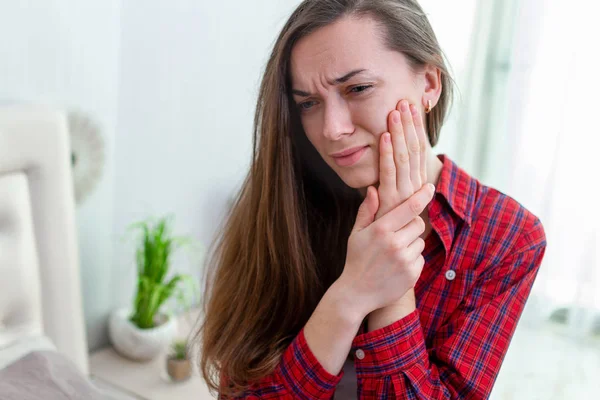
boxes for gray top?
[334,357,358,399]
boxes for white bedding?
[0,335,56,370]
[0,336,112,400]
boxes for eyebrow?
[291,69,368,97]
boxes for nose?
[322,97,354,141]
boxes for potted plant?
[167,339,192,381]
[108,215,196,361]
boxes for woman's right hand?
[338,182,435,318]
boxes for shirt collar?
[433,154,477,226]
[427,154,478,260]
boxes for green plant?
[128,215,195,329]
[170,339,188,360]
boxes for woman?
[196,0,547,398]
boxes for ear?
[420,64,442,109]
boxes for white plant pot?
[108,308,178,361]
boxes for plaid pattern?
[222,154,546,399]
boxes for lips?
[331,145,368,167]
[330,145,368,158]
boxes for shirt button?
[355,349,365,360]
[445,269,456,281]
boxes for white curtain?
[503,0,599,334]
[446,0,600,398]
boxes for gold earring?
[425,100,433,114]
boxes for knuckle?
[414,217,425,232]
[411,259,422,275]
[420,142,427,154]
[382,165,396,177]
[396,152,410,164]
[411,261,424,280]
[389,193,402,204]
[357,204,368,218]
[388,238,404,252]
[415,256,425,272]
[415,238,425,251]
[373,224,387,238]
[395,249,411,265]
[407,269,420,285]
[385,235,399,250]
[408,142,420,154]
[358,200,367,211]
[378,199,393,213]
[398,187,413,201]
[409,197,423,214]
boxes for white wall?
[111,0,301,315]
[0,0,121,350]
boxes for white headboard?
[0,106,89,374]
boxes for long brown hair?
[195,0,453,397]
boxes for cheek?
[350,92,398,137]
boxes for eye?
[349,85,373,94]
[298,100,317,112]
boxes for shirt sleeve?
[220,327,344,399]
[350,219,547,399]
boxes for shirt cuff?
[351,309,428,378]
[276,327,344,399]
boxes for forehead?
[290,16,389,85]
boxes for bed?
[0,106,109,399]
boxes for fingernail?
[428,183,436,193]
[392,111,400,124]
[410,104,418,115]
[384,133,391,144]
[401,101,409,112]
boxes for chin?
[336,167,378,189]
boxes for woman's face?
[290,16,427,189]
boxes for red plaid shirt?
[222,154,547,399]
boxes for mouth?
[331,145,369,167]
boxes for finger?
[412,255,426,276]
[391,237,425,271]
[392,217,425,247]
[399,100,421,192]
[378,132,396,207]
[403,237,426,260]
[353,186,379,232]
[374,183,435,232]
[388,110,411,200]
[410,104,428,185]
